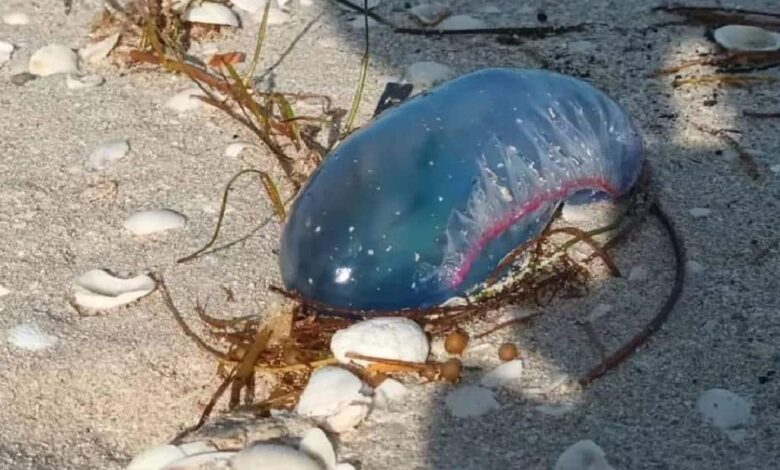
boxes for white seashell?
[124,209,187,235]
[28,44,79,76]
[126,444,186,470]
[80,33,120,64]
[299,428,336,470]
[87,138,130,170]
[0,41,13,68]
[402,61,455,89]
[330,317,429,366]
[296,366,372,433]
[444,385,498,418]
[165,88,206,113]
[628,265,648,282]
[67,73,105,90]
[437,14,487,31]
[409,3,450,26]
[697,388,754,430]
[185,2,240,27]
[713,25,780,52]
[73,269,156,310]
[6,324,58,351]
[225,141,260,157]
[335,465,355,470]
[689,207,711,218]
[555,440,614,470]
[232,0,266,13]
[373,378,408,408]
[480,359,523,389]
[231,444,323,470]
[3,12,30,25]
[535,403,576,416]
[162,451,236,469]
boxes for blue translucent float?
[279,68,644,311]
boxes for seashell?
[0,41,13,68]
[73,269,156,310]
[231,444,323,470]
[444,385,498,418]
[126,444,186,470]
[555,440,614,470]
[184,2,240,27]
[28,44,79,76]
[124,209,187,236]
[225,141,260,157]
[689,207,711,218]
[87,138,129,170]
[436,14,486,31]
[402,61,455,89]
[232,0,290,24]
[697,388,754,430]
[165,88,206,113]
[330,317,429,366]
[713,25,780,52]
[66,73,105,90]
[80,32,120,64]
[162,451,236,469]
[409,3,450,26]
[373,378,408,409]
[2,12,30,25]
[299,428,336,470]
[6,323,58,351]
[295,366,372,433]
[480,359,523,389]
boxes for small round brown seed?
[498,343,518,361]
[440,358,462,383]
[444,330,468,355]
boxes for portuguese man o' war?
[280,68,644,311]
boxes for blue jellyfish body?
[279,68,644,311]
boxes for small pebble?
[697,388,754,431]
[445,385,498,418]
[555,440,614,470]
[2,12,30,25]
[87,138,129,170]
[480,359,523,389]
[296,366,372,433]
[124,208,187,235]
[6,324,58,351]
[437,14,486,30]
[184,2,240,27]
[0,41,14,68]
[689,207,712,218]
[28,44,79,76]
[402,61,455,89]
[374,378,409,408]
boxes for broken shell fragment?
[555,440,615,470]
[2,12,30,25]
[87,138,129,170]
[0,41,13,68]
[330,317,429,366]
[480,359,523,389]
[409,3,450,26]
[232,444,322,470]
[80,32,120,64]
[28,44,79,76]
[295,366,372,433]
[184,2,240,27]
[713,25,780,52]
[124,209,187,235]
[72,269,155,310]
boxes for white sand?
[1,0,779,468]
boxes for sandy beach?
[1,0,779,468]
